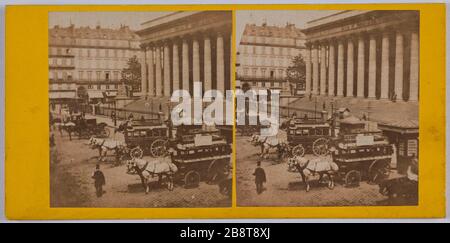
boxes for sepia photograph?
[235,10,419,207]
[49,11,233,208]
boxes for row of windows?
[49,57,74,67]
[240,44,299,56]
[241,35,298,46]
[50,71,73,80]
[252,81,282,88]
[50,83,76,91]
[86,84,119,90]
[49,37,139,49]
[49,83,119,91]
[239,55,292,67]
[288,127,330,136]
[78,70,120,81]
[174,145,230,158]
[241,67,286,79]
[49,70,121,81]
[126,129,167,138]
[49,47,139,59]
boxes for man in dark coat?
[92,164,106,197]
[253,161,266,194]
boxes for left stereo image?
[49,11,234,208]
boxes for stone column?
[394,31,404,101]
[230,34,233,91]
[328,42,335,96]
[155,45,162,96]
[320,43,327,95]
[204,35,212,91]
[356,35,365,98]
[182,39,189,92]
[172,41,180,91]
[380,32,390,99]
[140,46,148,96]
[163,42,171,96]
[147,46,154,96]
[192,37,200,83]
[368,33,377,99]
[409,30,419,101]
[312,43,319,95]
[346,38,354,97]
[216,33,225,93]
[336,39,344,97]
[305,43,312,94]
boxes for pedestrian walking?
[92,164,106,197]
[253,161,266,194]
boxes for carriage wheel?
[150,139,168,158]
[368,159,391,184]
[344,170,361,187]
[312,138,329,156]
[207,159,229,184]
[130,147,143,159]
[184,171,200,188]
[291,144,305,157]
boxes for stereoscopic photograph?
[235,10,419,207]
[49,11,233,208]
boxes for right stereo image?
[235,10,419,207]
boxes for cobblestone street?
[50,124,231,208]
[236,135,397,207]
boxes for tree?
[286,55,306,89]
[121,55,142,93]
[77,86,88,101]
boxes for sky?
[49,10,338,43]
[236,10,338,44]
[49,12,174,30]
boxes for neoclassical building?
[302,10,419,102]
[49,24,141,110]
[236,23,306,93]
[137,11,233,100]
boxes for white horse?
[288,156,339,192]
[126,158,178,193]
[88,137,126,162]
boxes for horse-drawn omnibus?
[124,118,169,159]
[287,117,331,157]
[55,114,109,139]
[330,117,394,187]
[169,130,232,188]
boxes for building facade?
[303,10,419,102]
[49,24,141,112]
[236,23,306,93]
[137,11,233,102]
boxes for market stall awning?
[87,90,104,99]
[49,91,76,99]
